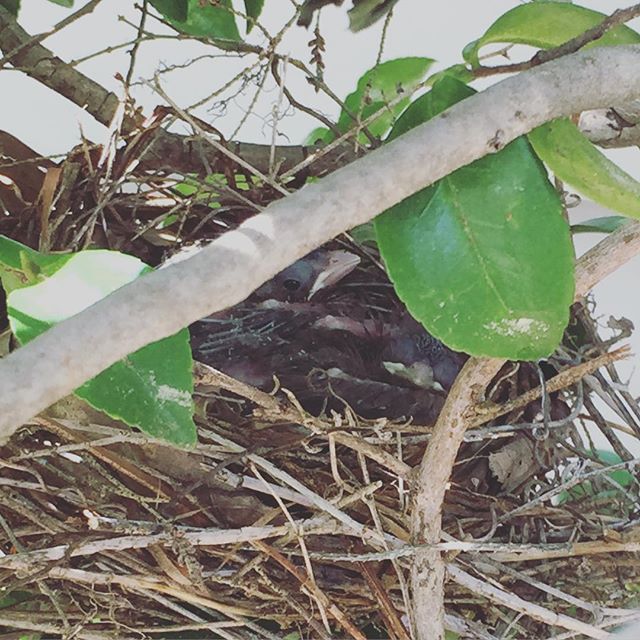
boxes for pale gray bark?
[580,102,640,147]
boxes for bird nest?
[1,149,639,639]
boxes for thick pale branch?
[579,105,640,148]
[1,47,640,443]
[409,357,503,640]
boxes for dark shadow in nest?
[189,243,466,426]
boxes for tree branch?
[409,357,504,640]
[408,215,640,639]
[0,5,119,127]
[579,104,640,148]
[0,5,357,178]
[0,46,639,444]
[0,0,104,71]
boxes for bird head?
[253,249,360,302]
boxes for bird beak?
[307,250,361,300]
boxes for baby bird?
[252,250,361,302]
[381,314,467,392]
[190,247,464,423]
[189,249,362,389]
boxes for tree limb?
[579,105,640,148]
[0,4,119,128]
[408,216,640,639]
[410,357,504,640]
[0,46,640,445]
[0,5,357,178]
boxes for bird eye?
[283,278,301,291]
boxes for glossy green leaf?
[322,57,434,144]
[304,126,330,145]
[350,222,377,245]
[571,215,629,234]
[161,0,240,41]
[386,75,475,142]
[375,77,574,359]
[7,249,196,446]
[46,0,73,6]
[529,118,640,219]
[149,0,188,22]
[464,2,640,67]
[426,64,473,87]
[0,236,72,294]
[76,334,194,446]
[243,0,264,32]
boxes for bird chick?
[253,249,360,302]
[381,314,467,392]
[189,248,361,389]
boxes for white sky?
[2,0,640,446]
[7,0,637,151]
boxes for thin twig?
[474,2,640,78]
[468,346,631,430]
[447,564,610,640]
[125,0,148,86]
[150,76,290,196]
[0,0,104,70]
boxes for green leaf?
[149,0,188,22]
[0,0,19,14]
[76,333,194,446]
[7,250,196,447]
[464,2,640,67]
[0,236,72,294]
[46,0,73,6]
[571,215,629,234]
[0,590,35,609]
[243,0,263,33]
[350,222,377,245]
[386,75,474,142]
[375,77,574,359]
[160,0,240,41]
[556,450,634,504]
[324,57,434,144]
[529,118,640,219]
[304,126,330,145]
[348,0,400,32]
[426,64,473,87]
